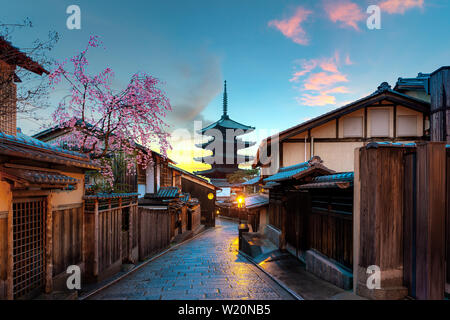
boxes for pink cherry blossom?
[49,35,172,187]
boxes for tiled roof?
[84,192,139,199]
[313,172,354,183]
[199,115,255,134]
[263,161,310,183]
[243,194,269,209]
[0,131,98,169]
[263,181,280,189]
[394,73,430,94]
[156,186,180,199]
[1,166,79,187]
[240,176,261,186]
[366,141,417,149]
[297,172,354,189]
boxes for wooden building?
[254,68,449,298]
[0,131,99,299]
[169,164,218,227]
[253,81,430,175]
[0,38,99,300]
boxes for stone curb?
[238,250,304,301]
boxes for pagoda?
[194,81,255,187]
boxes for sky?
[1,0,450,172]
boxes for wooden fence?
[84,195,138,282]
[138,207,171,261]
[52,204,84,278]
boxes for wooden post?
[353,148,361,293]
[280,199,287,250]
[430,67,450,142]
[6,187,13,300]
[127,198,133,262]
[108,199,112,266]
[357,146,408,299]
[93,200,99,277]
[415,142,446,299]
[45,193,53,294]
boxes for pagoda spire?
[223,80,228,116]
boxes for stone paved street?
[89,218,294,300]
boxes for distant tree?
[0,18,58,122]
[226,168,259,185]
[49,36,172,187]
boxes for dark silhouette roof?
[394,72,430,94]
[0,37,48,75]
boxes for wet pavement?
[89,218,294,300]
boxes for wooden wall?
[447,148,450,290]
[52,205,83,276]
[187,204,201,231]
[309,188,353,269]
[137,207,171,261]
[181,177,215,227]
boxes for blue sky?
[1,0,449,170]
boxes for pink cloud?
[299,93,336,106]
[290,57,339,82]
[324,0,365,31]
[290,53,351,106]
[304,72,348,91]
[379,0,424,14]
[323,86,350,94]
[268,7,312,45]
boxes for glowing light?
[236,195,245,208]
[208,193,214,200]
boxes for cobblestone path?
[90,218,294,300]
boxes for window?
[370,109,390,137]
[397,115,417,137]
[343,116,363,137]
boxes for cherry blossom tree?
[49,36,171,189]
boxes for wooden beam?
[283,136,427,143]
[6,186,13,300]
[93,200,99,277]
[415,142,446,299]
[336,118,339,139]
[45,192,53,294]
[393,104,397,139]
[364,107,368,139]
[279,142,284,168]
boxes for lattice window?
[12,197,46,299]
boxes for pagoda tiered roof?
[198,114,255,135]
[193,154,254,164]
[194,80,255,182]
[195,138,255,150]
